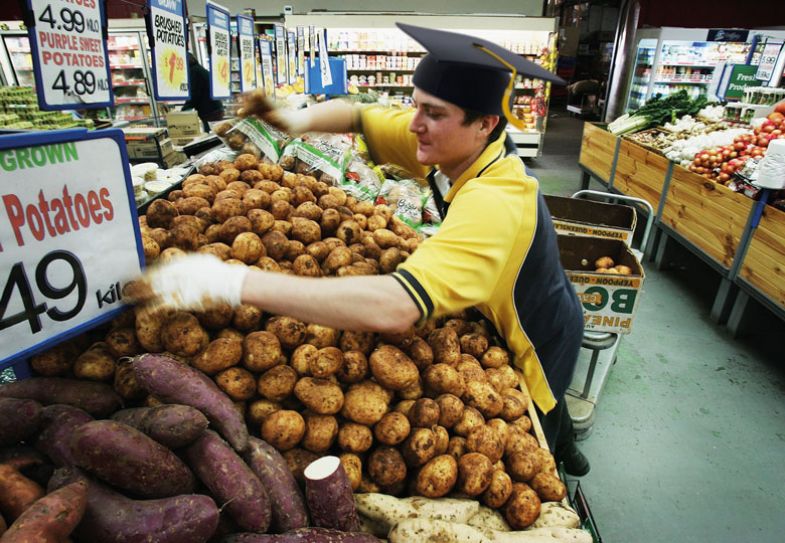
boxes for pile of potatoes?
[30,152,568,531]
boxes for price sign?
[259,37,274,96]
[206,1,231,99]
[236,14,256,92]
[26,0,112,110]
[274,24,287,86]
[309,25,315,68]
[756,39,784,83]
[147,0,189,100]
[318,28,332,87]
[0,129,144,370]
[296,26,305,77]
[287,31,296,84]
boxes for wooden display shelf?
[738,204,785,310]
[660,165,754,270]
[612,138,670,210]
[578,122,617,183]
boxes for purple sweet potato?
[0,399,42,447]
[303,456,360,532]
[70,420,195,498]
[0,447,46,472]
[111,405,209,448]
[48,467,219,543]
[244,438,308,533]
[133,354,249,451]
[0,464,44,521]
[34,405,93,467]
[0,378,121,417]
[1,480,87,543]
[186,430,270,533]
[221,528,381,542]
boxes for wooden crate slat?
[740,205,785,309]
[578,122,617,182]
[612,139,669,209]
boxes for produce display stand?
[577,121,785,332]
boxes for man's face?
[408,88,494,169]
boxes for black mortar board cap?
[397,22,564,123]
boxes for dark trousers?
[537,399,575,454]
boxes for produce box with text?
[545,195,637,247]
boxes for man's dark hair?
[462,108,508,143]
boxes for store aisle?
[527,112,785,543]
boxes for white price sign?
[26,0,112,110]
[318,28,332,87]
[236,14,256,92]
[206,1,231,99]
[259,38,274,95]
[148,0,189,100]
[0,130,144,369]
[274,24,287,86]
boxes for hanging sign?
[718,64,761,101]
[25,0,112,110]
[259,38,275,95]
[236,14,256,92]
[147,0,189,100]
[296,26,305,77]
[309,25,315,67]
[707,29,749,42]
[287,31,297,84]
[756,39,784,83]
[318,28,332,86]
[274,24,287,85]
[206,0,231,99]
[0,128,144,370]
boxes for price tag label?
[318,28,332,87]
[274,24,288,86]
[309,25,315,68]
[26,0,112,110]
[0,129,144,370]
[259,38,274,96]
[296,26,305,77]
[206,1,231,99]
[147,0,189,100]
[236,14,256,93]
[287,31,297,84]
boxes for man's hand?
[125,254,249,311]
[237,90,309,135]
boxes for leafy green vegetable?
[609,91,711,135]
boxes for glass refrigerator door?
[626,39,656,112]
[2,35,35,87]
[107,32,154,122]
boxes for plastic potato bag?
[279,133,353,186]
[375,178,423,229]
[217,117,292,163]
[418,189,443,237]
[343,159,384,201]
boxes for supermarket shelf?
[660,63,716,68]
[111,64,143,69]
[112,80,146,87]
[108,46,138,51]
[347,68,415,72]
[115,98,151,104]
[654,79,709,84]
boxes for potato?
[373,412,411,446]
[338,422,373,453]
[379,247,404,274]
[482,469,513,509]
[73,342,115,381]
[229,232,263,264]
[506,449,541,483]
[486,418,509,447]
[410,454,459,500]
[247,399,281,425]
[261,410,305,451]
[134,306,173,353]
[433,425,449,455]
[322,246,353,274]
[458,334,488,360]
[368,447,407,487]
[407,398,440,428]
[265,316,307,351]
[335,220,362,246]
[243,331,283,373]
[197,242,232,262]
[339,331,375,355]
[500,393,527,422]
[463,381,504,419]
[423,364,466,398]
[28,342,74,377]
[481,346,510,370]
[595,256,614,269]
[290,344,316,376]
[406,337,434,370]
[446,436,467,460]
[533,447,557,475]
[146,199,178,228]
[319,208,341,234]
[257,365,298,402]
[397,378,423,401]
[457,356,487,384]
[504,482,541,529]
[287,217,320,246]
[234,153,257,171]
[291,254,321,277]
[309,347,343,378]
[431,394,462,429]
[453,406,485,438]
[192,337,242,375]
[161,312,209,357]
[141,234,160,262]
[530,472,566,502]
[282,448,319,485]
[336,350,368,384]
[457,452,493,496]
[255,256,281,272]
[248,209,275,235]
[369,345,419,391]
[270,200,293,221]
[210,367,256,402]
[114,358,145,401]
[293,377,344,415]
[428,328,461,367]
[401,427,438,467]
[169,223,200,251]
[339,453,363,491]
[301,414,339,453]
[466,425,505,464]
[341,381,389,425]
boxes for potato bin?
[545,194,637,247]
[578,122,618,184]
[558,235,645,334]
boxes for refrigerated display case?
[285,13,558,157]
[0,33,34,87]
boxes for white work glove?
[237,90,310,136]
[140,254,249,311]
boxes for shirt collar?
[441,132,506,203]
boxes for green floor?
[526,112,785,543]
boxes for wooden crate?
[660,165,754,269]
[612,138,670,209]
[578,122,617,182]
[739,204,785,310]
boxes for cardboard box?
[558,236,644,334]
[124,128,171,160]
[545,195,637,247]
[162,150,187,168]
[166,110,202,139]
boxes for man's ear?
[480,115,500,135]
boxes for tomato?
[763,124,776,133]
[769,112,785,124]
[759,137,770,147]
[775,101,785,115]
[718,173,730,182]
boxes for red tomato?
[775,101,785,115]
[769,112,785,124]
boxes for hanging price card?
[26,0,112,110]
[318,28,332,87]
[274,24,288,86]
[259,37,275,96]
[0,128,144,370]
[309,25,315,68]
[287,31,297,84]
[296,26,305,77]
[236,14,256,92]
[147,0,189,100]
[206,1,231,99]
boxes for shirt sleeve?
[360,106,429,179]
[392,178,534,320]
